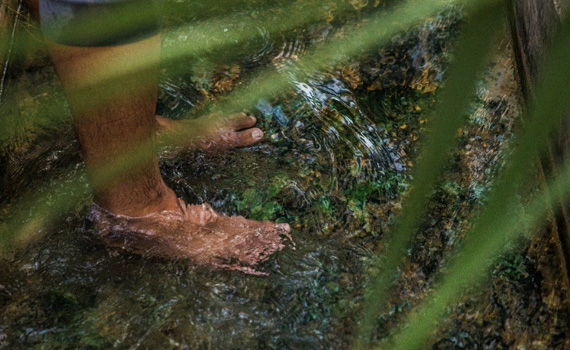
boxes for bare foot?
[156,112,264,152]
[91,198,292,274]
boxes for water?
[1,1,569,349]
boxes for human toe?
[230,128,264,147]
[228,112,257,130]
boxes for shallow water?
[1,1,570,349]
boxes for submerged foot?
[91,198,292,274]
[156,112,264,152]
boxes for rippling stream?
[1,1,569,349]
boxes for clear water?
[1,1,569,349]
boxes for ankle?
[95,183,179,217]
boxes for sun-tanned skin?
[155,112,264,152]
[45,33,291,269]
[92,199,292,274]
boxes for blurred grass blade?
[355,2,505,347]
[0,0,22,102]
[193,0,498,117]
[0,0,351,142]
[0,0,481,252]
[0,171,88,256]
[384,11,570,350]
[1,0,490,143]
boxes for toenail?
[250,115,256,122]
[252,130,263,138]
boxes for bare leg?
[27,0,261,153]
[47,35,176,216]
[46,35,291,268]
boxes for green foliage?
[493,251,529,282]
[3,0,570,348]
[356,2,507,346]
[381,5,570,350]
[236,175,289,220]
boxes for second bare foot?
[156,112,264,152]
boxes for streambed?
[0,1,569,349]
